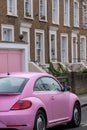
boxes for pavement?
[79,94,87,107]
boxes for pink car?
[0,72,81,130]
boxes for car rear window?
[0,77,28,93]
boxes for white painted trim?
[64,0,70,26]
[49,26,58,31]
[20,22,32,28]
[24,0,33,19]
[7,0,17,16]
[39,0,47,21]
[1,24,14,42]
[52,0,59,24]
[35,29,45,64]
[73,0,79,27]
[0,43,29,72]
[20,22,32,62]
[20,27,30,61]
[80,35,86,63]
[60,33,69,64]
[49,30,57,62]
[71,33,78,63]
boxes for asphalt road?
[48,106,87,130]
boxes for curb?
[81,103,87,108]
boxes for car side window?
[41,77,62,91]
[34,78,46,91]
[34,77,62,91]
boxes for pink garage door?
[0,50,22,73]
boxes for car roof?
[0,72,52,79]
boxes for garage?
[0,50,22,73]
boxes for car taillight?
[11,100,32,110]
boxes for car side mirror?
[62,85,71,92]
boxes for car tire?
[33,110,47,130]
[68,102,81,128]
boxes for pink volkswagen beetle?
[0,72,81,130]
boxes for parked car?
[0,72,81,130]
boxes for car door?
[41,77,70,122]
[51,91,70,122]
[33,78,54,121]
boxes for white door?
[80,37,86,63]
[36,33,43,64]
[72,36,78,63]
[61,35,68,64]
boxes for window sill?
[73,25,79,28]
[7,14,18,18]
[39,19,47,23]
[24,16,34,20]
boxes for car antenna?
[7,72,10,75]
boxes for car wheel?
[69,102,81,127]
[33,110,46,130]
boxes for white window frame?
[80,35,86,63]
[1,24,14,42]
[20,22,32,61]
[64,0,70,26]
[49,30,57,62]
[24,0,33,19]
[61,33,68,64]
[35,29,45,64]
[82,2,87,29]
[52,0,59,24]
[71,33,78,63]
[74,0,79,27]
[20,27,30,44]
[39,0,47,21]
[7,0,17,16]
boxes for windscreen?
[0,77,28,93]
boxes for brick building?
[0,0,87,73]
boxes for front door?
[61,35,68,64]
[35,32,44,64]
[72,35,78,63]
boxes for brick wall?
[72,72,87,95]
[57,72,87,95]
[0,0,87,65]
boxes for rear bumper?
[0,122,6,128]
[0,122,33,130]
[0,110,35,130]
[0,125,32,130]
[0,120,33,130]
